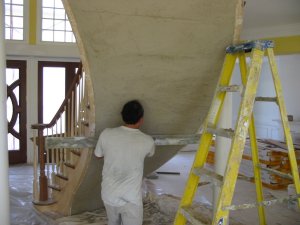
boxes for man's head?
[121,100,144,126]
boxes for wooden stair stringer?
[34,148,95,216]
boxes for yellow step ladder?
[174,40,300,225]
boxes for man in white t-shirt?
[94,100,155,225]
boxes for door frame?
[37,61,80,124]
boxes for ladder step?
[257,164,293,180]
[255,96,278,103]
[179,207,208,225]
[206,126,234,139]
[56,173,69,181]
[223,194,300,211]
[218,85,243,93]
[193,167,223,186]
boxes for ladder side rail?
[267,48,300,206]
[174,53,238,225]
[212,48,265,225]
[238,52,266,225]
[207,54,238,125]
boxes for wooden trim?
[29,0,37,45]
[6,60,27,164]
[258,35,300,55]
[233,0,245,44]
[38,61,43,124]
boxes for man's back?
[95,126,154,206]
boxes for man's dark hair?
[121,100,144,124]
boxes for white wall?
[241,0,300,40]
[235,6,300,142]
[6,42,80,163]
[241,22,300,40]
[232,54,300,142]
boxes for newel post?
[32,124,48,202]
[38,128,48,201]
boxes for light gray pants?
[104,202,143,225]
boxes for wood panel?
[7,60,27,164]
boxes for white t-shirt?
[94,126,155,207]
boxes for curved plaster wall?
[63,0,243,214]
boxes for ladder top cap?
[226,40,274,54]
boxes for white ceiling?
[243,0,300,29]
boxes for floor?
[9,164,54,225]
[149,150,300,225]
[9,150,300,225]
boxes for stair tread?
[48,184,62,191]
[56,173,69,180]
[64,162,76,169]
[70,149,81,156]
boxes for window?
[4,0,24,40]
[41,0,75,43]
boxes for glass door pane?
[43,67,65,124]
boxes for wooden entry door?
[6,60,27,164]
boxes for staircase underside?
[40,0,243,215]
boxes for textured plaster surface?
[66,0,241,134]
[63,0,242,214]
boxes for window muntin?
[41,0,75,43]
[5,0,24,40]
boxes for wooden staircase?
[31,63,96,215]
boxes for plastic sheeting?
[8,164,179,225]
[9,164,53,225]
[10,153,299,225]
[9,163,212,225]
[54,194,177,225]
[8,151,214,225]
[8,163,183,225]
